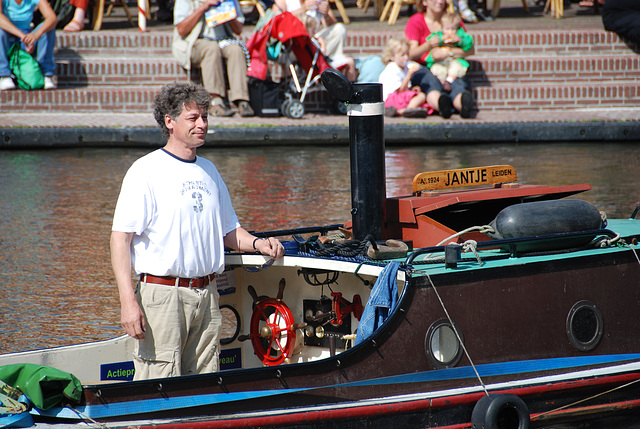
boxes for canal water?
[1,142,639,354]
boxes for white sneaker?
[0,76,16,90]
[44,76,57,90]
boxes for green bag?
[0,364,83,410]
[8,43,45,90]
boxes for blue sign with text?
[220,348,242,370]
[101,361,135,381]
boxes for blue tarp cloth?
[355,261,400,345]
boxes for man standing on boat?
[110,82,284,380]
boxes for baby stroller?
[246,11,333,118]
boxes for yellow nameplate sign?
[413,165,517,193]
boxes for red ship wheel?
[249,298,296,365]
[248,278,297,366]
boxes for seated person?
[301,0,356,82]
[425,11,472,93]
[0,0,57,90]
[172,0,254,117]
[453,0,477,23]
[378,37,430,118]
[272,0,356,82]
[579,0,605,7]
[405,0,474,119]
[63,0,88,32]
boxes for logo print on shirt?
[192,192,203,213]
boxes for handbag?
[8,43,44,90]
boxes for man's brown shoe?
[210,103,235,117]
[237,101,255,117]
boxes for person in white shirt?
[172,0,254,117]
[111,82,284,380]
[378,37,430,118]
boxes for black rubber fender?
[487,199,604,240]
[471,393,530,429]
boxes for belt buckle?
[189,277,197,288]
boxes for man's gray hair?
[153,82,212,137]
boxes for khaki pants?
[191,39,249,103]
[133,280,222,380]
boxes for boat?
[1,74,640,429]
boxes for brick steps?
[345,29,633,56]
[54,29,632,56]
[1,87,161,112]
[1,27,638,113]
[55,32,173,55]
[475,81,640,110]
[468,55,640,84]
[468,30,632,56]
[55,58,189,86]
[50,54,640,87]
[5,81,637,112]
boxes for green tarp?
[0,364,82,410]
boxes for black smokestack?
[321,70,386,241]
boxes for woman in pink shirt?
[405,0,474,118]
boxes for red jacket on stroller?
[246,11,332,81]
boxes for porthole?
[425,319,464,369]
[566,300,603,352]
[220,304,241,345]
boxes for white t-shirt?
[173,0,245,41]
[285,0,302,12]
[378,62,407,102]
[112,149,240,278]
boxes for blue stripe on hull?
[343,353,640,387]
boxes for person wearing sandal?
[454,0,478,23]
[62,0,88,32]
[0,0,58,89]
[172,0,255,117]
[405,0,474,118]
[579,0,605,8]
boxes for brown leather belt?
[140,273,215,289]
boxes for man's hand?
[256,237,286,260]
[121,297,146,339]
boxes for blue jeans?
[0,28,56,77]
[410,65,469,102]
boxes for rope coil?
[312,234,375,258]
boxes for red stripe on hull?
[132,372,640,429]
